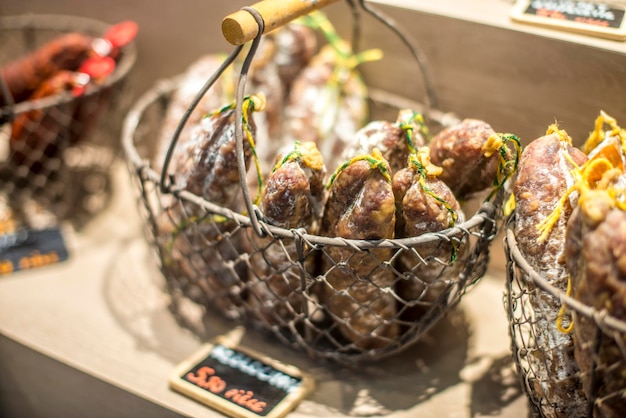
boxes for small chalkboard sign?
[511,0,626,41]
[0,226,68,275]
[169,337,314,418]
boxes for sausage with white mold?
[564,114,626,418]
[512,126,588,418]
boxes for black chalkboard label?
[511,0,626,41]
[0,227,68,275]
[169,338,314,418]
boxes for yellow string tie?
[408,148,458,227]
[327,148,391,188]
[556,276,574,334]
[583,110,625,155]
[211,94,266,205]
[504,194,516,217]
[546,122,573,145]
[398,110,429,154]
[482,133,521,202]
[536,155,620,242]
[272,141,324,173]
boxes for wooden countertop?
[0,163,529,417]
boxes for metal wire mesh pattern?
[505,221,626,417]
[122,2,507,364]
[0,15,136,227]
[123,78,505,363]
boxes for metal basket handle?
[159,0,439,238]
[158,44,244,193]
[233,7,266,237]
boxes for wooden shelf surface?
[0,164,528,417]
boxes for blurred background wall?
[2,0,624,144]
[0,0,252,95]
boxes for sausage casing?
[565,190,626,418]
[319,148,397,350]
[392,148,465,321]
[158,95,265,317]
[564,115,626,418]
[513,127,588,418]
[247,141,326,326]
[154,54,234,173]
[429,119,518,200]
[340,109,427,175]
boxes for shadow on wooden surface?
[102,236,471,416]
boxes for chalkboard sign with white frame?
[511,0,626,41]
[169,337,314,418]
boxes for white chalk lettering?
[209,345,301,393]
[530,0,616,21]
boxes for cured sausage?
[566,196,626,418]
[513,125,588,418]
[9,56,116,176]
[247,141,326,326]
[158,94,265,317]
[564,113,626,418]
[1,32,94,106]
[429,119,519,200]
[154,54,235,173]
[0,21,136,106]
[392,147,465,322]
[282,12,382,170]
[319,148,397,350]
[341,109,427,175]
[246,21,318,171]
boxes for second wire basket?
[0,14,137,228]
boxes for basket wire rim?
[121,76,506,251]
[505,220,626,334]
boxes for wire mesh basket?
[0,14,136,227]
[505,220,626,417]
[123,1,514,364]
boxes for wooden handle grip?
[222,0,340,45]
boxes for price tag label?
[169,338,314,418]
[511,0,626,41]
[0,225,68,275]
